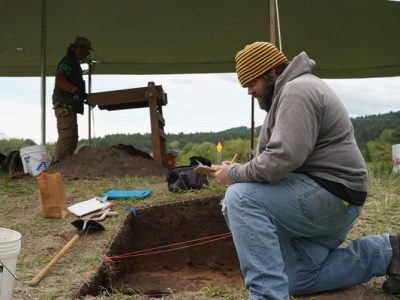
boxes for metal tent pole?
[275,0,283,51]
[40,0,47,145]
[88,60,92,146]
[249,0,277,156]
[269,0,276,45]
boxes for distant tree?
[174,138,255,165]
[59,110,400,164]
[365,129,397,162]
[168,140,181,152]
[24,139,36,146]
[0,138,36,154]
[177,141,216,164]
[222,138,252,163]
[362,146,372,162]
[352,111,400,152]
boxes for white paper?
[67,197,106,217]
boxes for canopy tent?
[1,0,400,145]
[2,0,400,78]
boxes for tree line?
[1,111,399,165]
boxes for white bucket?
[0,228,21,300]
[393,144,400,174]
[19,145,49,176]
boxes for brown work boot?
[382,234,400,294]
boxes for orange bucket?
[166,152,177,169]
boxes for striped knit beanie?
[235,42,287,87]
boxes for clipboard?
[67,197,108,217]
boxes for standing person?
[52,36,92,163]
[213,41,399,299]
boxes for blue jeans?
[222,173,392,300]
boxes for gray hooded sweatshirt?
[229,52,368,194]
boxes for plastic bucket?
[0,228,21,300]
[19,145,49,176]
[393,144,400,174]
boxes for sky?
[0,74,399,145]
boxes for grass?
[0,176,37,196]
[0,165,399,299]
[80,285,248,300]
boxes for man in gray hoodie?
[213,41,399,299]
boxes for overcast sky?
[0,74,399,145]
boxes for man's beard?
[260,82,275,112]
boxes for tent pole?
[275,0,282,51]
[249,0,277,158]
[269,0,276,44]
[40,0,47,145]
[88,61,92,147]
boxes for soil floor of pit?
[116,268,242,296]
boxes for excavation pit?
[75,195,242,298]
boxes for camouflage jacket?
[52,55,86,114]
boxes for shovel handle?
[29,234,80,286]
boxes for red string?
[104,232,232,261]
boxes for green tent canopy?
[1,0,400,78]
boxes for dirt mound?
[46,144,167,179]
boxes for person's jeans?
[222,173,392,300]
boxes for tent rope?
[103,232,232,262]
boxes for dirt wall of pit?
[75,195,241,297]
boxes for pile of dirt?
[46,144,167,179]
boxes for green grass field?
[0,164,399,299]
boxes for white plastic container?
[0,228,22,300]
[19,145,49,176]
[393,144,400,174]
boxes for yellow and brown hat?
[235,42,287,87]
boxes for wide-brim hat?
[73,36,93,51]
[235,42,287,87]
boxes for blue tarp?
[104,189,153,200]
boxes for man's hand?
[212,163,235,186]
[72,89,88,101]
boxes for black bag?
[167,165,209,192]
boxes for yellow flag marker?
[216,142,223,153]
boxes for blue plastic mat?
[104,189,153,200]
